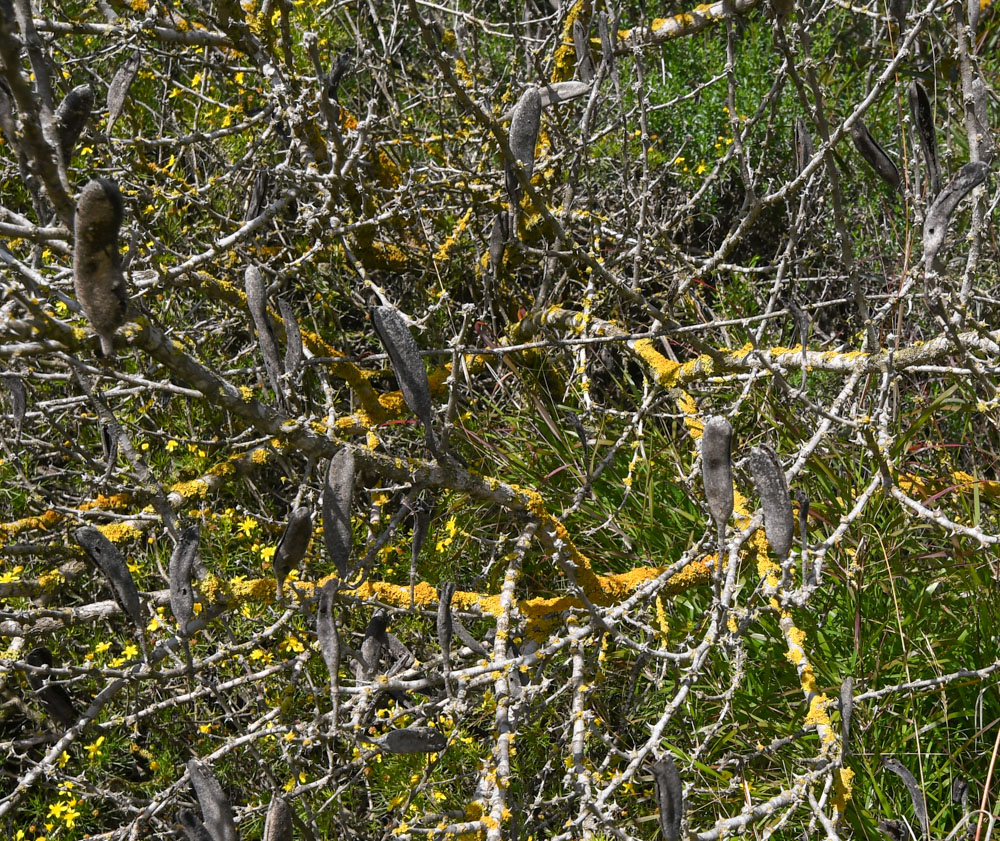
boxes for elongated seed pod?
[0,82,17,149]
[923,161,989,270]
[952,777,971,811]
[316,580,340,697]
[246,169,269,221]
[505,85,542,207]
[277,298,303,378]
[379,726,447,754]
[598,11,615,69]
[889,0,908,27]
[908,82,940,196]
[169,525,200,635]
[489,211,507,277]
[273,506,312,599]
[178,809,214,841]
[839,676,853,755]
[883,758,929,838]
[539,80,592,109]
[653,756,683,841]
[106,51,140,136]
[1,373,26,442]
[323,448,354,577]
[359,609,389,680]
[437,581,455,683]
[245,266,286,407]
[878,819,907,841]
[749,446,794,561]
[187,759,238,841]
[263,793,293,841]
[851,120,900,190]
[54,84,93,166]
[74,178,127,358]
[75,525,145,633]
[25,647,78,728]
[572,19,595,83]
[972,78,993,164]
[701,417,734,534]
[371,305,437,453]
[795,116,813,176]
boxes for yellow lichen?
[97,522,143,543]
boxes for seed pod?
[187,759,238,841]
[795,116,813,176]
[952,777,972,810]
[316,580,340,689]
[969,0,981,34]
[277,298,303,378]
[245,168,269,221]
[851,120,900,191]
[839,676,853,755]
[653,756,683,841]
[437,581,455,681]
[323,448,354,578]
[877,819,907,841]
[100,421,117,469]
[749,446,794,562]
[74,178,128,358]
[169,525,200,635]
[598,11,615,69]
[505,85,542,207]
[263,793,293,841]
[177,809,214,841]
[539,80,592,109]
[488,211,507,277]
[889,0,908,27]
[972,78,993,164]
[0,81,17,150]
[1,373,26,442]
[922,161,989,270]
[907,82,940,196]
[75,525,145,633]
[245,266,286,408]
[371,305,437,452]
[25,647,78,728]
[701,417,734,534]
[359,609,389,680]
[770,0,794,19]
[54,84,93,166]
[325,50,352,102]
[883,758,929,838]
[273,506,312,600]
[572,19,595,83]
[106,51,140,136]
[379,726,447,754]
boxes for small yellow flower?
[122,643,139,659]
[85,736,105,760]
[199,724,213,734]
[238,516,258,536]
[95,641,111,654]
[165,440,178,452]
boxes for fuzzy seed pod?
[851,120,900,191]
[572,19,595,83]
[505,86,542,207]
[323,448,355,578]
[169,525,200,635]
[907,82,940,196]
[277,298,303,378]
[316,580,340,689]
[883,758,928,838]
[889,0,908,27]
[263,793,293,841]
[952,777,972,810]
[73,178,127,358]
[379,726,447,754]
[0,81,17,150]
[701,417,734,534]
[177,809,214,841]
[273,506,312,599]
[488,211,507,277]
[106,52,140,136]
[245,266,286,407]
[839,676,853,755]
[187,759,238,841]
[598,12,615,69]
[75,525,145,633]
[923,161,989,270]
[748,446,794,561]
[25,647,78,728]
[437,581,455,679]
[371,305,437,453]
[100,421,117,471]
[54,84,93,166]
[794,116,813,176]
[359,609,390,680]
[1,373,26,442]
[653,756,683,841]
[877,819,907,841]
[539,80,592,109]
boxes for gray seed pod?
[883,758,929,838]
[653,756,683,841]
[972,78,993,164]
[969,0,981,35]
[505,85,542,207]
[539,80,592,109]
[75,525,145,633]
[263,793,293,841]
[246,169,269,221]
[379,726,447,754]
[359,609,389,680]
[54,84,93,166]
[748,446,794,562]
[1,373,26,442]
[952,777,973,811]
[273,506,312,599]
[74,178,127,358]
[572,19,595,83]
[851,120,900,191]
[770,0,794,19]
[316,580,340,686]
[25,647,78,728]
[488,211,507,277]
[371,305,437,452]
[177,809,214,841]
[187,759,238,841]
[437,581,455,680]
[323,448,355,578]
[598,11,615,69]
[889,0,908,27]
[877,819,907,841]
[701,417,734,534]
[245,266,286,407]
[169,525,200,635]
[0,82,18,150]
[106,51,140,136]
[277,298,303,378]
[907,82,940,196]
[839,676,853,755]
[923,161,989,270]
[795,116,813,176]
